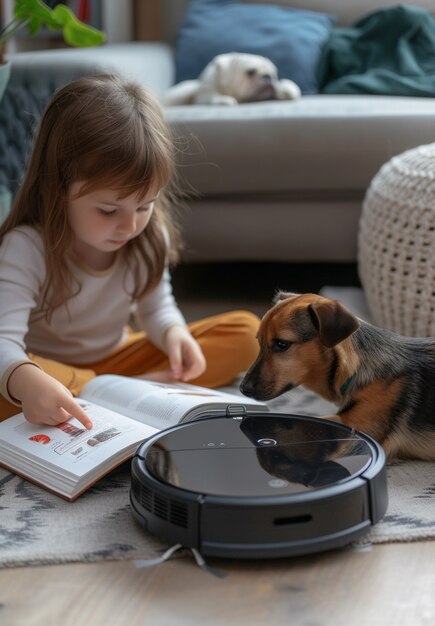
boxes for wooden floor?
[3,262,432,625]
[1,542,434,625]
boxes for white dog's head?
[199,52,282,102]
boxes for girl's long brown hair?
[0,74,181,320]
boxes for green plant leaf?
[9,0,105,46]
[52,5,105,46]
[14,0,62,30]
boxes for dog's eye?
[246,68,257,77]
[272,339,292,353]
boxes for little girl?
[0,74,260,429]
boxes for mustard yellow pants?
[0,311,260,420]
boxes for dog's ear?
[308,299,360,348]
[272,290,299,305]
[212,54,234,89]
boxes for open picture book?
[0,374,268,501]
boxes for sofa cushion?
[174,0,336,94]
[166,95,435,196]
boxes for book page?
[80,375,253,429]
[0,400,156,479]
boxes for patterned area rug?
[1,287,435,568]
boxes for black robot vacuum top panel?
[130,413,388,559]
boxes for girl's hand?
[164,325,206,382]
[7,364,93,429]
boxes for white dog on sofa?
[163,52,301,106]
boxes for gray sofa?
[2,0,435,263]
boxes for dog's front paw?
[208,94,238,105]
[216,95,238,105]
[276,79,301,101]
[194,93,238,105]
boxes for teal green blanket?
[319,5,435,96]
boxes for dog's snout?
[261,74,273,84]
[239,377,256,398]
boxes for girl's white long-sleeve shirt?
[0,225,186,403]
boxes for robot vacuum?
[130,412,388,559]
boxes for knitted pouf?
[358,143,435,337]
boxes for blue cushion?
[175,0,336,94]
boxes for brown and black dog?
[240,292,435,461]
